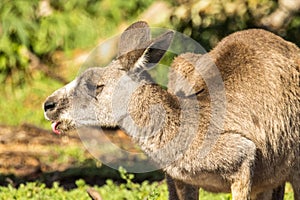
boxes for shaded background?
[0,0,299,199]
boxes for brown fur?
[44,22,299,200]
[168,29,299,199]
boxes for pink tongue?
[51,122,61,135]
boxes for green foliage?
[0,71,63,127]
[40,145,88,166]
[0,168,168,200]
[1,158,294,200]
[0,0,98,85]
[171,0,300,50]
[0,0,154,85]
[171,0,273,49]
[96,166,168,200]
[0,181,90,200]
[0,1,37,85]
[101,0,154,26]
[0,171,295,199]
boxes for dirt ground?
[0,124,163,189]
[0,124,80,176]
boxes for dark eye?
[96,84,104,95]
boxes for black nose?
[44,101,56,112]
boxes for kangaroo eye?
[96,84,104,95]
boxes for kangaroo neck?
[116,83,206,168]
[117,83,181,144]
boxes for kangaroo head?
[43,21,173,134]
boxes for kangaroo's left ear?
[137,31,174,71]
[118,21,150,58]
[118,27,174,72]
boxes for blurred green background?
[0,0,299,199]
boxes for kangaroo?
[44,21,299,200]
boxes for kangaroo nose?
[44,101,56,112]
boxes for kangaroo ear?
[118,21,150,58]
[139,31,174,70]
[118,30,174,72]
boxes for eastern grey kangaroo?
[44,21,299,199]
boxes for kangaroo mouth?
[51,121,62,135]
[50,120,75,135]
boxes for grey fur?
[44,21,299,200]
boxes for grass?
[0,180,168,200]
[0,71,64,128]
[0,171,295,200]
